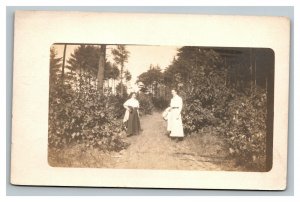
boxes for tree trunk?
[254,51,257,93]
[265,77,268,94]
[113,79,115,95]
[120,62,124,95]
[79,66,82,95]
[97,45,106,95]
[61,44,67,86]
[250,49,253,94]
[224,56,227,86]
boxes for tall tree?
[67,45,100,93]
[104,61,120,94]
[124,70,132,82]
[164,47,224,93]
[61,44,67,86]
[97,45,106,94]
[49,46,62,82]
[116,82,127,96]
[112,45,129,95]
[49,46,63,102]
[137,65,163,97]
[111,64,120,94]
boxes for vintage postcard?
[10,11,290,190]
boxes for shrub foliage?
[48,45,130,152]
[159,47,271,170]
[48,84,130,152]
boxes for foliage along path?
[104,111,238,171]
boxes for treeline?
[137,46,274,171]
[138,47,273,98]
[51,44,132,96]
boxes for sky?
[54,44,180,92]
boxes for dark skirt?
[125,108,141,135]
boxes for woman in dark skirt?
[123,92,141,136]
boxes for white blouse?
[170,95,183,109]
[123,98,140,108]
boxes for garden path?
[106,111,236,170]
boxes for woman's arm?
[123,100,130,111]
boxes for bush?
[182,99,220,134]
[152,97,169,110]
[180,72,231,134]
[106,95,128,119]
[138,92,154,115]
[178,70,267,170]
[224,90,267,170]
[48,85,129,152]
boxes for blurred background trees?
[112,45,130,96]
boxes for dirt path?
[105,111,236,170]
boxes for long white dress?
[167,95,184,137]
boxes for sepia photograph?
[48,44,274,172]
[10,11,290,190]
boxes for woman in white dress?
[166,89,184,141]
[123,92,141,136]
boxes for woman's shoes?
[175,137,183,142]
[164,131,171,136]
[171,137,184,142]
